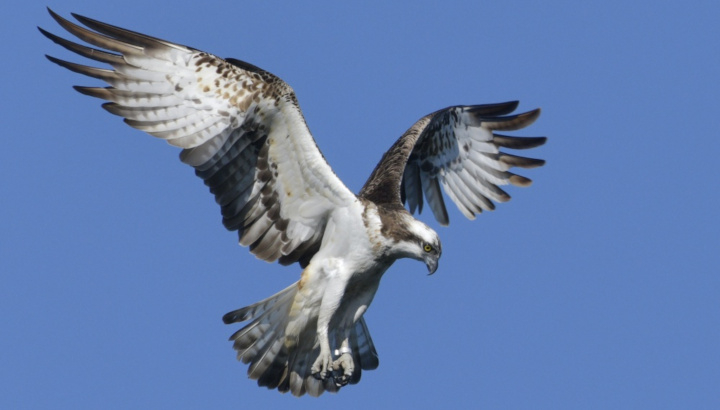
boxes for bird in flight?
[40,8,546,397]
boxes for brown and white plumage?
[361,102,545,225]
[41,9,354,268]
[41,8,545,397]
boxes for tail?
[222,282,380,397]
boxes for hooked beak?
[426,258,438,275]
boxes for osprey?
[41,9,546,397]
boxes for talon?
[331,353,355,387]
[311,352,333,380]
[333,373,349,387]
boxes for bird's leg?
[311,277,345,380]
[331,338,354,387]
[330,294,372,386]
[311,327,333,380]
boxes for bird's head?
[397,216,442,275]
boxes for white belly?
[287,199,389,337]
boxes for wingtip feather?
[466,101,520,116]
[493,134,547,150]
[499,153,546,169]
[483,108,541,131]
[509,174,533,187]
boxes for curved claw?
[311,351,333,380]
[331,353,355,387]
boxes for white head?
[392,214,442,274]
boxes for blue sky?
[3,1,719,408]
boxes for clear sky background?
[3,1,719,409]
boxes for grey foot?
[311,351,332,380]
[331,353,355,387]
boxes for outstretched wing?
[359,101,545,225]
[41,9,356,266]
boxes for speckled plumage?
[42,9,545,397]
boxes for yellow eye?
[424,244,433,252]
